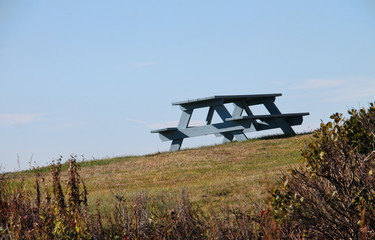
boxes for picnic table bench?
[151,93,309,151]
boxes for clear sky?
[1,1,375,172]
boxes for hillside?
[12,134,312,212]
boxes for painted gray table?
[151,94,309,151]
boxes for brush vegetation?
[1,102,375,239]
[12,134,310,213]
[1,133,309,239]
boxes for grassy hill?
[15,134,312,213]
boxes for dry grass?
[11,134,312,213]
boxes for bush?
[0,157,94,239]
[0,156,272,239]
[271,103,375,239]
[4,103,374,239]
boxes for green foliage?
[271,103,375,239]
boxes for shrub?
[6,102,375,239]
[271,103,375,239]
[0,156,271,239]
[0,156,95,239]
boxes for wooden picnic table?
[151,93,309,151]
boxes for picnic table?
[151,93,309,151]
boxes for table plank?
[172,93,282,106]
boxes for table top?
[172,93,282,106]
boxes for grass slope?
[13,134,312,212]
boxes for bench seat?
[226,112,309,121]
[227,112,309,129]
[151,128,177,133]
[151,118,252,142]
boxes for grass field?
[10,133,312,214]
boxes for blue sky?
[1,1,375,172]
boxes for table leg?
[206,106,215,125]
[233,101,259,140]
[170,139,183,151]
[240,102,260,131]
[232,130,248,141]
[178,109,193,128]
[263,99,296,135]
[169,109,193,151]
[215,104,248,143]
[232,102,244,117]
[221,132,233,143]
[230,102,249,141]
